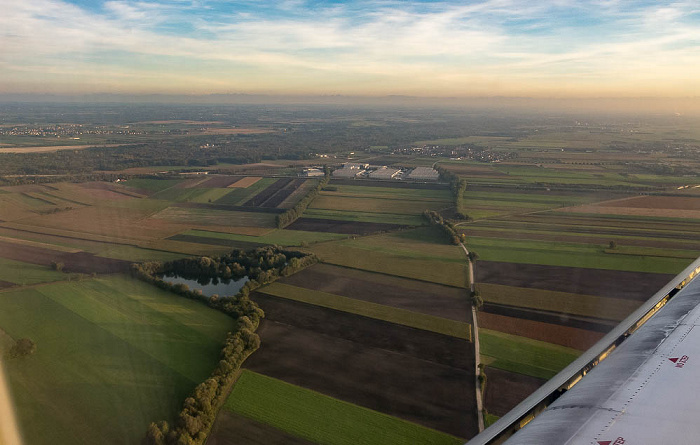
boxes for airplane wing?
[468,257,700,445]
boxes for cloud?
[1,0,699,96]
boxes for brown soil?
[243,179,292,207]
[279,263,470,322]
[483,367,547,417]
[208,411,314,445]
[245,299,477,438]
[0,241,130,274]
[262,178,306,208]
[0,281,15,289]
[252,292,472,369]
[286,218,409,235]
[599,195,700,211]
[196,175,243,188]
[482,303,616,333]
[478,311,606,350]
[476,261,674,301]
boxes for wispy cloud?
[1,0,699,96]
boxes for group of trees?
[435,165,469,219]
[137,246,318,445]
[276,168,330,228]
[131,246,318,320]
[423,210,464,245]
[146,324,260,445]
[6,338,36,359]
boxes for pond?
[161,274,249,297]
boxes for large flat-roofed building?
[333,167,364,178]
[302,168,325,177]
[406,166,439,181]
[343,162,369,169]
[369,167,401,179]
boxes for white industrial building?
[406,167,439,181]
[333,167,364,178]
[369,167,401,179]
[302,168,325,177]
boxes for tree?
[7,338,36,359]
[471,289,483,310]
[51,261,64,272]
[609,240,617,249]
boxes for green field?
[480,329,580,380]
[260,282,472,340]
[309,227,468,287]
[321,185,452,201]
[465,236,692,274]
[184,228,348,246]
[0,275,234,445]
[152,206,277,227]
[224,370,464,445]
[121,178,184,193]
[0,258,65,285]
[310,195,448,215]
[303,208,425,225]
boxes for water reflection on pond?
[161,274,249,297]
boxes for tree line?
[134,246,318,445]
[275,168,330,228]
[422,210,464,245]
[435,165,469,219]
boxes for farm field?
[280,263,470,322]
[308,226,468,287]
[258,282,471,339]
[0,275,234,445]
[479,329,581,380]
[178,228,348,247]
[244,297,477,438]
[219,370,463,445]
[0,257,65,286]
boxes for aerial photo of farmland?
[3,1,700,445]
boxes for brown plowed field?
[197,175,243,188]
[279,263,470,322]
[0,241,130,274]
[482,303,616,333]
[208,411,314,445]
[286,217,409,234]
[483,367,547,417]
[478,312,605,350]
[476,261,674,300]
[261,179,306,208]
[252,292,472,369]
[0,281,14,290]
[599,195,700,211]
[245,301,477,438]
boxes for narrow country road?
[460,242,484,433]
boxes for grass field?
[183,228,348,246]
[465,236,692,274]
[321,185,452,201]
[0,258,65,286]
[121,178,184,193]
[0,275,234,445]
[303,208,425,225]
[259,282,472,340]
[311,195,449,215]
[224,370,464,445]
[479,329,580,379]
[309,227,468,287]
[479,283,639,321]
[152,206,277,228]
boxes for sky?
[1,0,700,99]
